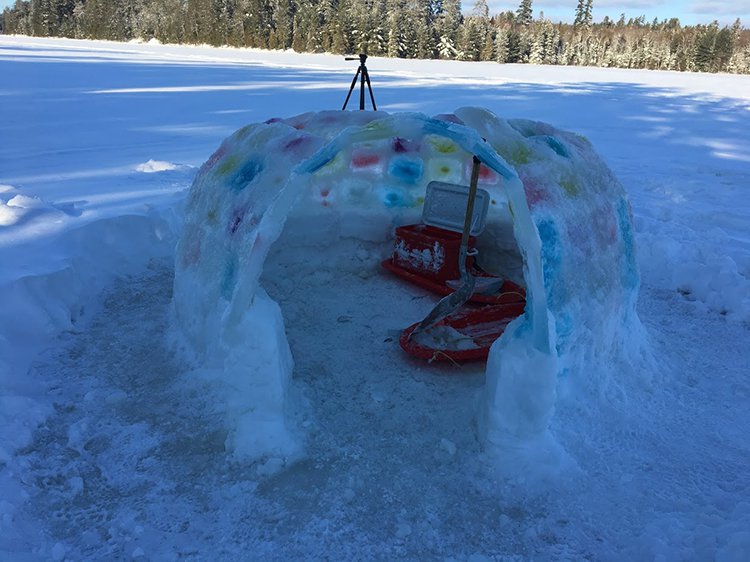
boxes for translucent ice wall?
[173,111,389,460]
[454,107,646,474]
[173,120,323,460]
[173,107,643,469]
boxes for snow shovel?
[410,156,482,338]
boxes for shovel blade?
[410,275,477,337]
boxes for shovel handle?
[409,156,482,338]
[458,156,482,282]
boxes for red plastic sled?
[400,302,525,363]
[382,258,526,305]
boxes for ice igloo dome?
[172,107,646,472]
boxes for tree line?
[2,0,749,74]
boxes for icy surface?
[1,37,749,560]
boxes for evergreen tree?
[713,26,733,71]
[386,0,407,56]
[458,0,489,60]
[694,22,718,71]
[584,0,592,26]
[292,0,314,52]
[494,26,509,63]
[728,40,750,73]
[505,28,522,62]
[185,0,215,44]
[574,0,585,27]
[515,0,531,27]
[528,25,544,63]
[268,0,293,50]
[435,0,461,58]
[574,0,592,28]
[2,0,749,74]
[416,0,438,59]
[3,1,31,35]
[330,0,354,54]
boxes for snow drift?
[172,107,647,470]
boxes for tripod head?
[344,54,368,65]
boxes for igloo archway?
[172,107,645,471]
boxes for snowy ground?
[1,36,749,560]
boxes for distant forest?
[2,0,749,73]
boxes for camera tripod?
[342,54,377,111]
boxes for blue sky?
[486,0,750,25]
[0,0,748,26]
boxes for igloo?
[172,107,646,472]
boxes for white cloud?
[594,0,665,7]
[690,1,750,15]
[485,0,750,23]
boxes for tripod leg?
[342,67,361,110]
[363,67,377,111]
[359,64,366,110]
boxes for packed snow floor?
[1,37,749,560]
[10,249,749,560]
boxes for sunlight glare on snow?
[134,160,180,173]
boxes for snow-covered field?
[1,36,749,560]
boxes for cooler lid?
[421,181,490,236]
